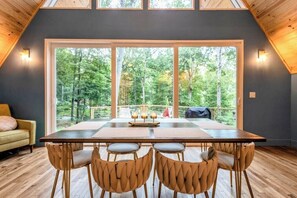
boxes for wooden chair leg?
[173,191,177,198]
[61,171,65,189]
[109,191,112,198]
[51,170,60,198]
[204,191,209,198]
[158,181,162,198]
[153,162,157,186]
[64,169,71,197]
[107,153,110,161]
[230,170,233,187]
[86,165,93,198]
[100,190,105,198]
[134,152,138,159]
[244,170,254,198]
[181,152,185,161]
[212,169,219,198]
[177,153,181,161]
[144,183,148,198]
[194,194,196,198]
[132,190,137,198]
[114,154,117,161]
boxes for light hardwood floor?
[0,146,297,198]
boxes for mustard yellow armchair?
[0,104,36,153]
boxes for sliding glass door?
[178,47,237,126]
[55,48,111,130]
[116,47,173,117]
[46,40,243,133]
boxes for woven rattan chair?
[152,143,186,184]
[211,143,234,187]
[92,147,153,198]
[106,143,141,161]
[46,143,93,198]
[156,147,218,198]
[209,142,255,198]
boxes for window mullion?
[173,46,179,118]
[111,46,117,118]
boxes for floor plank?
[0,146,297,198]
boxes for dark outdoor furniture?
[185,107,211,119]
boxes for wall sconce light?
[20,48,31,62]
[257,49,267,62]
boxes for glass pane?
[56,48,111,130]
[179,47,237,126]
[98,0,142,9]
[42,0,91,8]
[200,0,247,9]
[117,48,173,118]
[149,0,193,9]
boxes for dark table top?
[40,119,266,143]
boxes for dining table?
[40,118,266,198]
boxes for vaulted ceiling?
[0,0,297,74]
[0,0,44,67]
[41,0,90,8]
[243,0,297,74]
[200,0,246,9]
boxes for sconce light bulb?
[257,50,267,62]
[21,48,31,62]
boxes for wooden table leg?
[234,143,242,198]
[62,143,71,198]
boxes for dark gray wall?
[0,1,291,146]
[291,75,297,148]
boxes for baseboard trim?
[291,139,297,149]
[256,139,291,146]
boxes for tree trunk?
[116,48,125,106]
[217,48,223,117]
[81,98,86,120]
[142,61,147,104]
[71,85,75,121]
[76,49,83,123]
[70,50,79,121]
[187,58,194,102]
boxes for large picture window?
[178,47,237,125]
[45,39,243,134]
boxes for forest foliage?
[56,46,236,129]
[99,0,193,8]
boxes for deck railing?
[89,105,236,126]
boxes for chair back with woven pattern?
[46,143,83,170]
[155,149,218,195]
[237,142,255,171]
[71,143,83,151]
[213,142,255,171]
[91,148,153,193]
[0,104,11,116]
[213,143,234,154]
